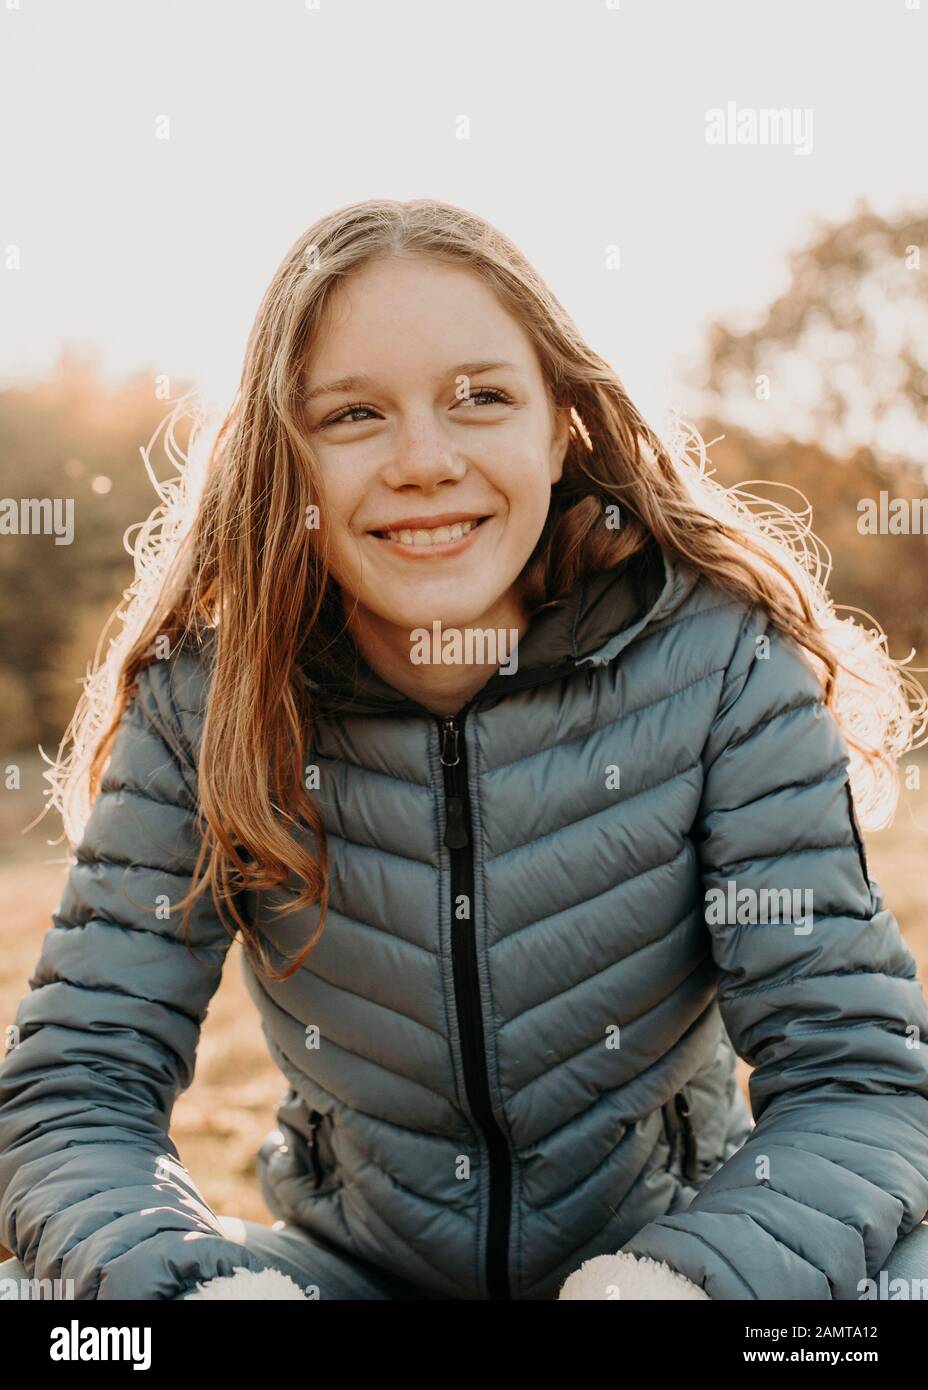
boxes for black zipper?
[844,779,872,886]
[439,712,513,1301]
[307,1109,325,1187]
[665,1087,700,1182]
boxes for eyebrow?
[302,360,525,404]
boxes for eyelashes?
[319,387,515,429]
[323,402,377,426]
[458,387,514,409]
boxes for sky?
[1,0,925,440]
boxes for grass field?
[1,753,926,1263]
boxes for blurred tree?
[691,200,928,473]
[0,352,193,755]
[690,418,928,669]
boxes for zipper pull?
[439,717,460,767]
[439,717,469,848]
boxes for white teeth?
[383,518,479,546]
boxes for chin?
[380,595,505,634]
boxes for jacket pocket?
[294,1108,337,1192]
[662,1086,700,1183]
[257,1108,338,1225]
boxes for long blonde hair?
[40,198,927,981]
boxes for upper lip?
[367,511,490,534]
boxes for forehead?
[305,255,540,380]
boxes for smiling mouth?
[369,516,491,548]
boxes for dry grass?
[1,764,927,1263]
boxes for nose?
[380,413,467,492]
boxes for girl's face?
[302,255,571,635]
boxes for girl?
[2,198,928,1302]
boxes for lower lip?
[368,517,491,560]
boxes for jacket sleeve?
[621,603,928,1299]
[0,654,285,1300]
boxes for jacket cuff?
[558,1250,710,1300]
[180,1266,312,1300]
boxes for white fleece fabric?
[182,1266,312,1300]
[184,1253,707,1301]
[558,1250,710,1301]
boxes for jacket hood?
[297,537,700,718]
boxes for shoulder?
[650,564,750,655]
[639,557,829,740]
[129,629,217,767]
[657,557,821,683]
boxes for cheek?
[496,458,553,536]
[317,459,362,530]
[315,474,366,582]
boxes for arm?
[614,605,928,1299]
[0,654,291,1299]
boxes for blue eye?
[323,402,376,426]
[320,386,513,428]
[460,388,512,407]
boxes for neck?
[340,586,532,717]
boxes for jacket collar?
[297,538,698,718]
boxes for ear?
[549,403,572,485]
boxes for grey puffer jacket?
[2,541,928,1300]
